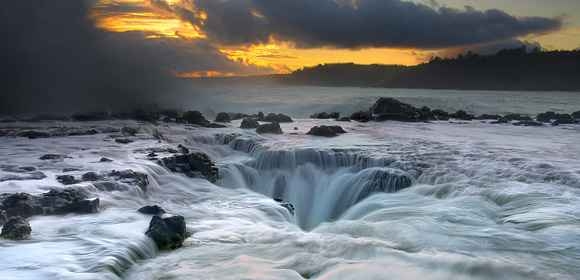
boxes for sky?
[1,0,578,113]
[91,0,580,76]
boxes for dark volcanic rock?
[206,123,227,128]
[477,114,502,120]
[370,98,422,122]
[158,153,218,182]
[491,117,509,124]
[0,188,99,220]
[0,171,47,182]
[418,106,435,121]
[307,126,346,137]
[513,120,543,127]
[1,217,31,240]
[432,109,450,120]
[138,205,166,215]
[536,111,557,123]
[93,181,129,192]
[99,157,113,162]
[350,111,371,122]
[274,198,295,216]
[311,112,332,119]
[121,126,139,136]
[108,170,149,191]
[182,111,210,127]
[214,112,231,123]
[552,114,576,125]
[17,130,51,139]
[573,111,580,119]
[450,110,475,121]
[504,114,532,122]
[39,154,66,160]
[115,138,134,144]
[240,118,260,129]
[81,172,101,182]
[1,166,37,173]
[256,123,283,135]
[66,129,99,137]
[145,214,187,250]
[257,112,265,121]
[264,113,293,123]
[57,175,80,185]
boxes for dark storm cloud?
[178,0,562,49]
[0,0,268,115]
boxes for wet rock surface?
[350,111,371,122]
[157,152,219,182]
[371,98,423,122]
[240,118,260,129]
[256,123,283,134]
[145,214,187,250]
[138,205,166,215]
[1,217,32,240]
[307,126,347,137]
[214,112,231,123]
[39,154,67,160]
[264,113,293,123]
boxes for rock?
[99,157,113,162]
[0,171,47,182]
[177,144,189,154]
[57,175,80,185]
[256,123,283,135]
[432,109,450,120]
[62,168,81,172]
[108,170,149,191]
[0,210,6,226]
[145,214,187,250]
[504,114,532,122]
[418,106,435,121]
[71,112,109,122]
[370,98,421,122]
[450,110,475,120]
[115,138,133,144]
[92,181,129,192]
[337,117,351,122]
[206,123,227,128]
[573,111,580,119]
[513,120,543,127]
[240,118,260,129]
[536,111,557,122]
[157,153,218,182]
[0,188,99,219]
[350,111,371,122]
[264,113,293,123]
[17,130,51,139]
[307,126,347,137]
[121,126,139,136]
[551,114,576,125]
[215,112,231,123]
[477,114,502,120]
[1,165,36,173]
[39,154,66,160]
[274,198,295,216]
[311,112,330,119]
[228,113,245,121]
[81,172,101,181]
[257,112,265,121]
[491,117,509,124]
[138,205,166,215]
[1,217,31,240]
[182,111,210,126]
[66,129,99,136]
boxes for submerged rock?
[215,112,231,123]
[81,172,102,182]
[307,126,346,137]
[256,123,283,134]
[350,111,371,122]
[157,153,218,182]
[1,217,31,240]
[92,181,129,192]
[264,113,293,123]
[99,157,113,162]
[240,118,260,129]
[145,214,187,250]
[108,170,149,191]
[0,171,46,182]
[138,205,166,215]
[17,130,51,139]
[115,138,133,144]
[513,120,543,127]
[39,154,66,160]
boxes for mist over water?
[1,88,580,279]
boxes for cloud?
[170,0,562,49]
[0,0,271,115]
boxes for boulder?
[115,138,133,144]
[92,181,129,192]
[573,111,580,119]
[256,123,283,135]
[257,112,265,121]
[240,118,260,129]
[450,110,475,120]
[264,113,293,123]
[138,205,166,215]
[552,114,576,125]
[56,175,80,185]
[108,170,149,191]
[418,106,435,121]
[157,153,218,182]
[145,214,187,250]
[81,172,102,181]
[0,188,99,219]
[99,157,113,162]
[432,109,450,121]
[307,126,347,137]
[214,112,231,123]
[1,217,31,240]
[477,114,502,120]
[17,130,51,139]
[121,126,139,136]
[350,111,371,122]
[370,98,421,122]
[536,111,557,123]
[504,114,532,122]
[182,111,210,126]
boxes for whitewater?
[1,87,580,280]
